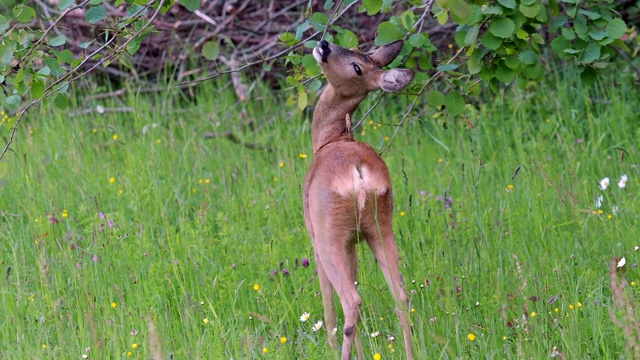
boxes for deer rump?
[303,140,393,242]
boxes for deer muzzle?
[313,40,331,63]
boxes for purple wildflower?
[92,255,98,262]
[76,263,81,269]
[107,219,115,228]
[282,268,290,276]
[302,258,310,268]
[99,212,106,219]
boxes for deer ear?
[370,40,404,67]
[380,69,414,92]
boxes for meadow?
[0,66,639,359]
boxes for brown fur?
[303,40,415,360]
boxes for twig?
[381,46,466,154]
[413,0,436,34]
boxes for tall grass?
[0,66,638,359]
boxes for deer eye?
[353,63,362,76]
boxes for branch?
[178,0,360,86]
[0,0,165,161]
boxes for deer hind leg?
[313,226,361,360]
[363,197,413,359]
[314,250,337,349]
[348,243,364,360]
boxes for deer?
[303,39,415,360]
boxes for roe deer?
[303,40,415,360]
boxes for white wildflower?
[370,331,380,337]
[600,177,610,190]
[312,320,323,332]
[617,257,626,268]
[300,312,310,322]
[618,174,628,188]
[596,195,603,208]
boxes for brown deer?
[303,40,415,360]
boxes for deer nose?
[319,40,329,50]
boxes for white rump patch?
[333,165,388,211]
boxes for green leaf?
[375,22,404,45]
[0,15,9,34]
[298,87,308,111]
[309,12,328,31]
[324,0,335,11]
[337,30,358,48]
[54,93,68,110]
[562,27,576,40]
[531,33,545,44]
[295,21,310,40]
[408,33,425,48]
[78,40,93,49]
[578,9,601,20]
[468,51,483,74]
[519,50,538,64]
[611,39,630,52]
[449,0,470,20]
[6,95,21,106]
[481,32,502,50]
[302,54,321,77]
[202,40,220,61]
[519,3,540,18]
[13,5,36,22]
[495,63,515,83]
[85,6,107,24]
[44,58,64,77]
[30,78,45,99]
[279,32,297,46]
[483,6,503,15]
[436,64,458,72]
[363,0,382,15]
[444,91,464,116]
[179,0,200,11]
[436,11,448,25]
[606,18,627,39]
[489,18,515,39]
[56,49,74,64]
[127,34,146,55]
[464,24,480,46]
[504,55,520,69]
[549,15,567,33]
[425,91,445,108]
[58,0,74,11]
[50,36,66,47]
[588,29,607,41]
[580,42,601,63]
[497,0,516,9]
[401,10,416,30]
[0,42,16,66]
[551,36,571,58]
[574,14,587,35]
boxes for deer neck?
[311,85,365,154]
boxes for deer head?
[309,40,414,154]
[312,40,414,96]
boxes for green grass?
[1,68,639,359]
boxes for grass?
[0,67,639,359]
